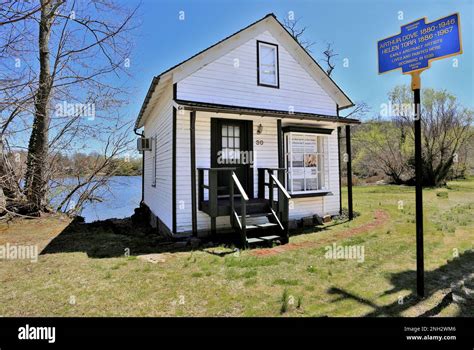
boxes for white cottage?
[134,13,359,248]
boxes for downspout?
[134,128,145,204]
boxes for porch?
[172,100,356,247]
[197,167,290,248]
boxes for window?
[285,133,329,194]
[221,124,240,162]
[151,136,157,187]
[257,41,279,88]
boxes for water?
[79,176,141,223]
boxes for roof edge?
[175,99,361,124]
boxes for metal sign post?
[411,70,424,297]
[378,13,462,298]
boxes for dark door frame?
[210,118,254,198]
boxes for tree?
[354,85,473,186]
[353,119,413,184]
[282,16,339,77]
[0,0,139,215]
[282,17,315,52]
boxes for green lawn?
[0,179,473,317]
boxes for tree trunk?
[24,0,54,211]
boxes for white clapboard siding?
[143,87,173,230]
[173,109,341,233]
[177,31,337,116]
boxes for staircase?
[228,168,290,249]
[198,167,291,249]
[234,199,285,248]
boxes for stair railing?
[258,168,291,243]
[229,171,249,248]
[197,167,236,235]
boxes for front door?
[211,118,253,198]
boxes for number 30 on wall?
[255,140,264,145]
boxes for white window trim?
[257,41,279,88]
[284,132,330,195]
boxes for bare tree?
[53,122,134,214]
[322,43,338,77]
[282,16,340,77]
[282,17,315,52]
[0,0,140,216]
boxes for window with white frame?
[257,41,279,87]
[285,133,329,194]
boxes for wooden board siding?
[176,31,337,116]
[143,87,173,230]
[173,110,340,233]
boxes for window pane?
[222,126,227,136]
[292,178,304,191]
[292,135,305,153]
[292,153,304,167]
[305,167,318,190]
[306,178,318,191]
[304,154,317,167]
[234,138,240,148]
[234,127,239,137]
[228,137,234,148]
[259,44,277,85]
[222,137,227,148]
[305,135,318,153]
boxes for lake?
[79,176,141,223]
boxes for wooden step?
[246,237,264,244]
[259,235,281,241]
[239,213,271,219]
[256,222,279,229]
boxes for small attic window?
[257,41,279,88]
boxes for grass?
[0,178,473,317]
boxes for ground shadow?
[41,212,351,259]
[40,217,255,258]
[328,249,474,317]
[40,218,198,258]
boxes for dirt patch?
[0,214,71,250]
[251,209,390,257]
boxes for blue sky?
[125,0,473,122]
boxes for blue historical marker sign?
[378,13,462,74]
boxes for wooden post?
[258,168,264,198]
[190,111,197,236]
[345,125,353,220]
[230,174,234,227]
[197,169,203,211]
[209,170,217,236]
[172,107,177,233]
[269,170,274,212]
[411,70,424,298]
[337,126,342,215]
